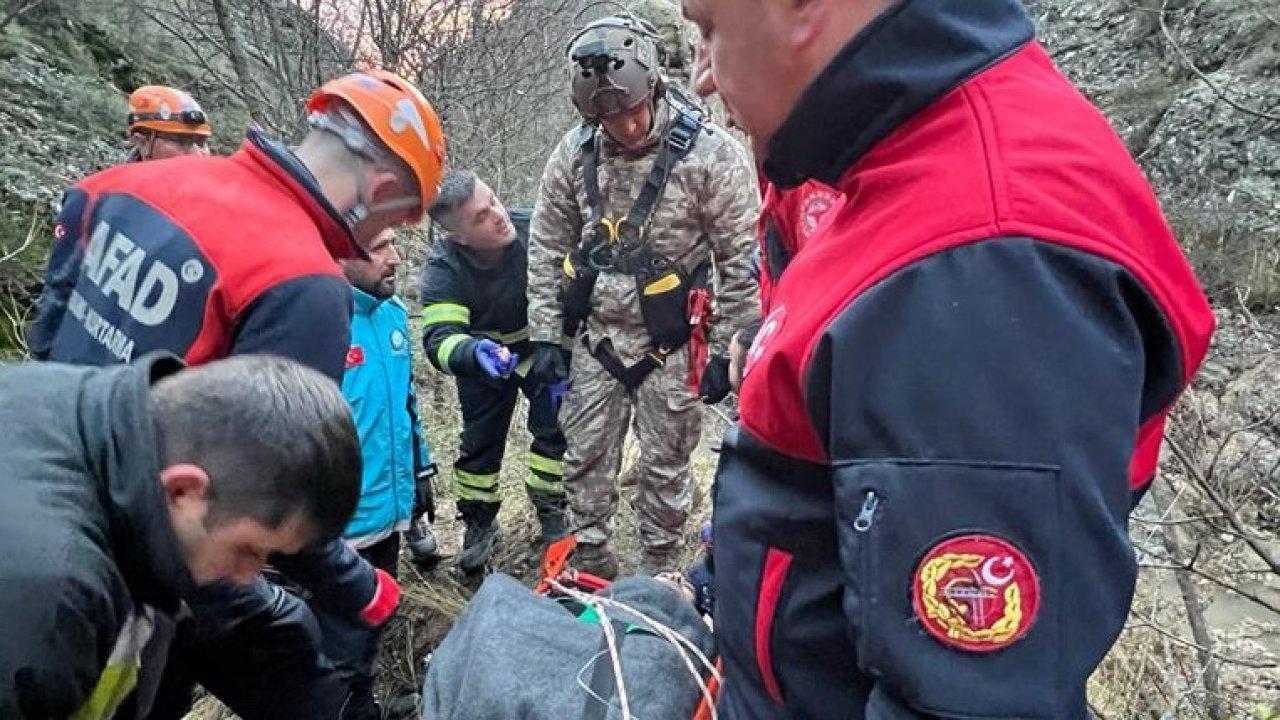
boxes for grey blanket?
[422,574,716,720]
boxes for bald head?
[681,0,891,156]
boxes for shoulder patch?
[912,533,1040,653]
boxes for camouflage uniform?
[528,93,759,560]
[627,0,740,134]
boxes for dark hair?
[150,355,361,543]
[427,169,477,228]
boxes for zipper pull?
[853,490,879,533]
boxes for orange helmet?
[307,70,447,223]
[127,85,212,137]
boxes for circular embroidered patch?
[911,533,1040,653]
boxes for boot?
[527,489,569,545]
[573,542,619,580]
[457,500,501,574]
[404,517,440,566]
[640,544,683,576]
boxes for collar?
[80,354,194,613]
[762,0,1033,188]
[351,285,386,314]
[236,129,362,259]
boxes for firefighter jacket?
[421,208,537,376]
[712,0,1215,717]
[0,356,192,719]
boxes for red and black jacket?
[29,130,356,379]
[27,131,382,620]
[712,0,1214,718]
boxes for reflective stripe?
[436,333,470,370]
[477,326,531,345]
[421,303,470,326]
[455,467,501,502]
[527,452,564,477]
[72,609,154,720]
[456,467,501,489]
[455,466,499,499]
[456,484,499,502]
[513,356,534,378]
[525,470,564,493]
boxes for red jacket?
[30,131,357,380]
[713,0,1213,717]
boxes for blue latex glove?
[474,340,519,378]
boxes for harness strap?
[590,338,666,392]
[579,125,605,226]
[576,100,705,270]
[623,105,702,237]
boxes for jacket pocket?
[754,547,793,705]
[833,459,1061,719]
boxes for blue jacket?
[342,287,431,546]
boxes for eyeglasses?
[128,109,209,127]
[138,132,208,149]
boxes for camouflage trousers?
[561,337,702,552]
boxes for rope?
[549,579,720,720]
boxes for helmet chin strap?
[342,166,421,234]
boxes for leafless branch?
[1165,430,1280,575]
[1128,612,1277,669]
[1158,0,1280,122]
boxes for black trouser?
[453,373,566,512]
[145,580,348,720]
[316,534,402,720]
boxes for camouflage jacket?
[528,95,760,364]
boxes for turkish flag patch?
[912,533,1039,653]
[345,345,365,368]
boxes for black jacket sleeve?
[269,540,377,618]
[232,274,353,383]
[28,189,91,360]
[419,251,482,377]
[806,238,1181,719]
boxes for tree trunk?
[210,0,263,123]
[1150,480,1226,720]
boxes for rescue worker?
[626,0,697,89]
[526,16,759,578]
[0,354,362,719]
[327,227,437,719]
[125,85,212,161]
[683,0,1216,716]
[25,70,446,718]
[422,169,569,573]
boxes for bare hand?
[692,40,716,99]
[729,330,747,391]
